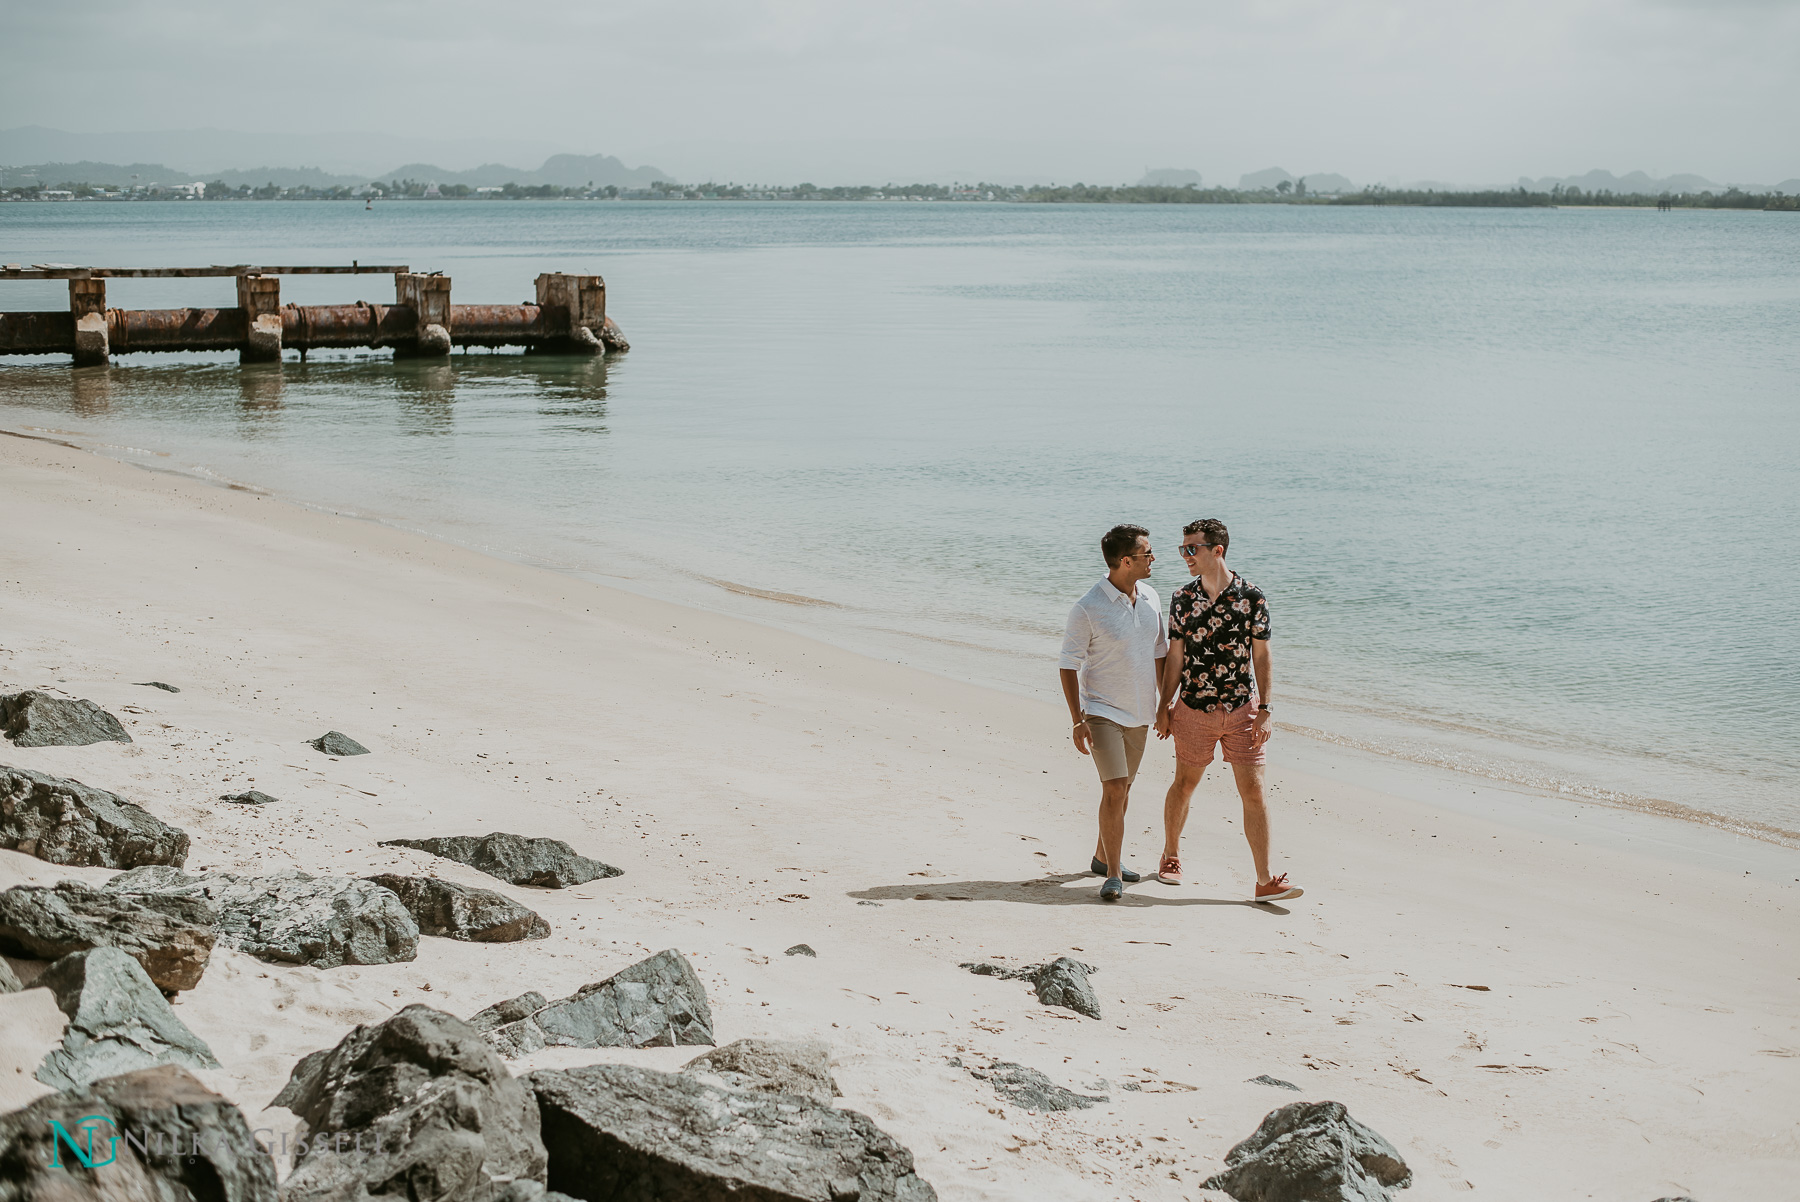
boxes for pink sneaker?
[1157,854,1182,885]
[1254,873,1303,902]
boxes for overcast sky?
[3,0,1796,184]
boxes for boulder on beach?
[307,730,368,756]
[0,958,20,993]
[219,789,280,806]
[34,947,221,1089]
[1202,1100,1412,1202]
[470,948,713,1057]
[272,1005,546,1202]
[969,1062,1106,1112]
[0,763,189,869]
[0,691,132,747]
[0,1064,277,1202]
[961,955,1101,1019]
[0,880,216,991]
[380,832,621,889]
[531,1062,936,1202]
[682,1038,839,1105]
[364,873,551,942]
[106,866,418,969]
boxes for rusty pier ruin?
[0,264,628,366]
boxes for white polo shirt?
[1059,577,1169,728]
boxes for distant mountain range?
[0,150,670,191]
[1517,168,1800,195]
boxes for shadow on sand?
[848,872,1290,915]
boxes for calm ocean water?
[2,201,1796,834]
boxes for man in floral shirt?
[1153,518,1302,903]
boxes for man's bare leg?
[1232,762,1273,885]
[1162,763,1204,861]
[1095,778,1130,877]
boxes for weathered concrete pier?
[0,264,628,366]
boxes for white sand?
[0,430,1795,1199]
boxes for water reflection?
[68,366,115,415]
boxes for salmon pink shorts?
[1171,697,1266,768]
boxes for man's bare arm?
[1059,668,1091,755]
[1251,639,1274,745]
[1154,640,1183,738]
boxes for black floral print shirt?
[1166,572,1272,713]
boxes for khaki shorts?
[1086,715,1148,783]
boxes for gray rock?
[106,866,417,969]
[785,943,816,957]
[471,948,713,1058]
[682,1038,838,1105]
[364,873,550,942]
[220,790,280,806]
[960,955,1101,1019]
[35,947,221,1089]
[0,691,131,747]
[272,1006,546,1202]
[0,958,20,992]
[598,315,630,353]
[1202,1100,1412,1202]
[969,1062,1106,1111]
[0,1064,277,1202]
[0,880,216,991]
[1248,1074,1302,1091]
[0,764,189,870]
[134,681,181,692]
[379,832,621,889]
[307,730,368,756]
[532,1062,936,1202]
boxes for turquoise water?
[2,201,1796,833]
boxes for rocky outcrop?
[35,947,221,1089]
[220,790,280,806]
[532,1063,936,1202]
[307,731,369,756]
[0,958,20,992]
[271,1006,546,1202]
[0,764,189,869]
[1203,1100,1412,1202]
[682,1038,838,1105]
[0,691,131,746]
[106,866,418,969]
[469,949,712,1057]
[380,833,621,889]
[970,1062,1106,1112]
[961,955,1101,1019]
[364,874,550,942]
[0,880,216,991]
[0,1064,277,1202]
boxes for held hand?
[1071,719,1093,756]
[1154,706,1173,740]
[1251,710,1273,747]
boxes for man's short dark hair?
[1182,518,1229,556]
[1101,524,1150,568]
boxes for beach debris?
[0,690,132,747]
[0,880,216,991]
[105,866,418,969]
[0,1065,277,1201]
[1449,983,1491,991]
[469,948,714,1057]
[133,681,181,693]
[969,1061,1107,1111]
[785,943,817,957]
[364,873,551,942]
[531,1062,936,1201]
[961,955,1102,1019]
[220,789,280,805]
[380,831,622,888]
[0,763,190,869]
[1248,1074,1302,1091]
[682,1037,839,1105]
[272,1006,546,1202]
[1202,1100,1412,1202]
[34,947,221,1088]
[307,729,369,756]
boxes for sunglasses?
[1177,543,1219,558]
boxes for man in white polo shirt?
[1059,524,1169,902]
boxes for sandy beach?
[0,429,1795,1199]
